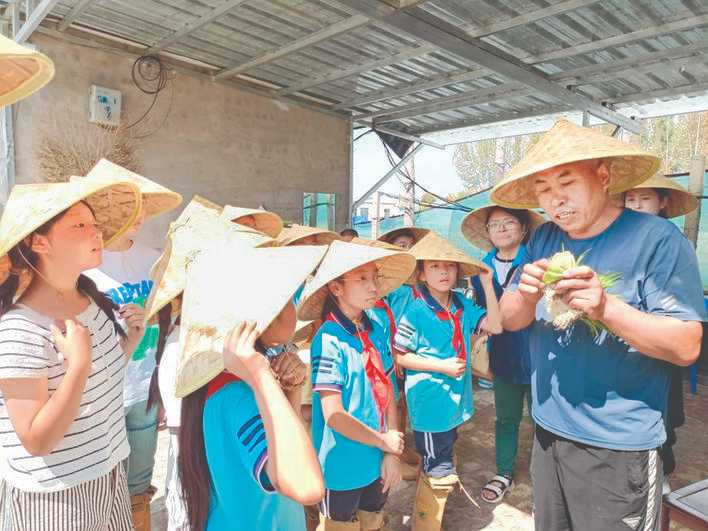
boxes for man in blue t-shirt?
[492,119,705,531]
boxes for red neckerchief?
[374,299,402,378]
[374,299,396,353]
[328,309,391,432]
[206,372,240,399]
[413,284,467,362]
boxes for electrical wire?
[379,138,472,212]
[126,55,172,131]
[353,129,373,142]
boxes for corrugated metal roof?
[3,0,707,136]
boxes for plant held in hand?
[542,250,621,336]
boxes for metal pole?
[684,155,705,249]
[351,143,424,217]
[373,191,381,239]
[403,155,415,227]
[0,105,16,203]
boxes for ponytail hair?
[178,384,210,531]
[77,274,126,338]
[146,303,174,413]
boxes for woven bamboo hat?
[350,237,400,251]
[85,159,183,219]
[461,205,546,252]
[624,174,699,218]
[276,224,339,246]
[377,227,431,248]
[0,177,141,293]
[491,118,661,209]
[408,230,489,284]
[144,196,274,322]
[292,319,320,345]
[175,244,327,397]
[0,34,54,107]
[297,240,416,321]
[221,205,283,238]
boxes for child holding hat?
[394,231,502,530]
[461,205,545,503]
[298,240,417,530]
[144,196,275,530]
[176,244,327,530]
[624,175,699,493]
[0,176,143,527]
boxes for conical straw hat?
[0,178,141,289]
[86,159,183,219]
[491,118,661,209]
[350,237,400,251]
[407,230,489,284]
[175,244,327,397]
[461,205,546,252]
[292,319,320,345]
[378,227,431,247]
[144,196,274,322]
[276,224,339,246]
[0,34,55,107]
[625,174,698,218]
[221,205,283,238]
[297,240,416,321]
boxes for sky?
[352,130,466,208]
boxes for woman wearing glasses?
[461,205,545,504]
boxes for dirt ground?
[151,381,708,530]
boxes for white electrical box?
[88,85,122,126]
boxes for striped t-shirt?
[0,302,130,492]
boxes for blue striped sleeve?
[311,331,345,393]
[394,308,419,354]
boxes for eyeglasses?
[486,219,520,232]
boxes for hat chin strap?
[16,245,76,297]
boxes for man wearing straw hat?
[494,119,705,531]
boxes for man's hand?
[518,259,549,304]
[554,266,607,321]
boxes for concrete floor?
[150,382,708,530]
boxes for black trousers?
[532,426,663,531]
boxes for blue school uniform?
[310,306,394,491]
[384,284,415,324]
[203,375,305,531]
[394,284,486,433]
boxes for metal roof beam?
[609,80,708,105]
[464,0,599,38]
[145,0,249,55]
[336,0,640,133]
[412,104,570,135]
[215,14,370,80]
[361,82,527,122]
[276,43,436,97]
[57,0,95,31]
[14,0,59,42]
[333,68,489,110]
[335,37,708,112]
[527,14,708,64]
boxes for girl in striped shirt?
[0,177,146,529]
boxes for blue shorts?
[414,428,458,478]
